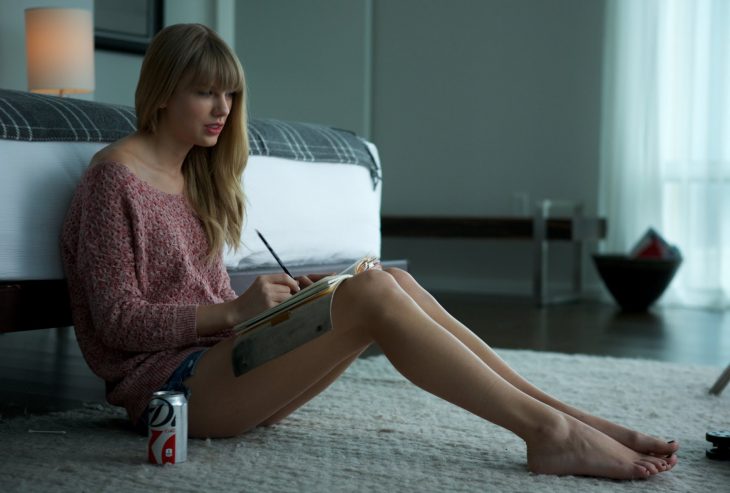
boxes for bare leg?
[384,267,679,460]
[259,347,368,426]
[184,317,371,437]
[186,270,671,479]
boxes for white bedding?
[0,140,381,280]
[228,142,382,270]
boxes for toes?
[636,459,659,475]
[637,454,676,474]
[642,437,679,456]
[648,455,671,470]
[632,464,651,479]
[665,453,679,468]
[651,457,668,470]
[660,440,680,455]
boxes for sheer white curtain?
[599,0,730,308]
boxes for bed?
[0,89,386,332]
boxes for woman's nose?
[214,94,230,116]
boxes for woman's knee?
[332,269,406,324]
[384,267,416,287]
[341,269,400,298]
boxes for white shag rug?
[1,350,728,492]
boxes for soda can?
[147,390,188,464]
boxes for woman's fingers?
[296,275,313,287]
[259,273,301,293]
[306,273,336,282]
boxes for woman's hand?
[294,273,334,288]
[196,272,335,337]
[229,273,301,324]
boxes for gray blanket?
[0,89,380,187]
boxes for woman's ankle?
[520,409,571,447]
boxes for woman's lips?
[205,123,223,135]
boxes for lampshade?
[25,8,95,96]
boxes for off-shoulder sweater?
[60,161,237,424]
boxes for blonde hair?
[135,23,248,259]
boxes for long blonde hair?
[135,23,248,259]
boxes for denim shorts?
[158,350,205,398]
[135,350,205,434]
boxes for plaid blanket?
[0,89,380,187]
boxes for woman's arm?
[196,273,301,336]
[71,165,199,352]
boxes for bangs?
[186,40,244,92]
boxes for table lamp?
[25,7,95,96]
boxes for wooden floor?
[1,294,728,418]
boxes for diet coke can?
[147,390,188,464]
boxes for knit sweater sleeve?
[74,166,198,352]
[217,257,239,301]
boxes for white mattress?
[227,143,382,270]
[0,140,381,280]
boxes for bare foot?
[576,413,679,460]
[526,414,674,479]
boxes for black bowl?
[592,254,682,311]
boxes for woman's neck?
[121,132,190,195]
[137,131,190,175]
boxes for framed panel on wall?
[94,0,164,54]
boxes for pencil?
[255,229,294,279]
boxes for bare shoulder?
[90,135,142,171]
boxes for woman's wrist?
[223,300,240,328]
[196,301,238,336]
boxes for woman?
[61,24,678,480]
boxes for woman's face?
[159,81,235,149]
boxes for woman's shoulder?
[89,138,136,171]
[85,137,145,187]
[76,158,142,209]
[82,159,133,192]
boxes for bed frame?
[0,280,73,332]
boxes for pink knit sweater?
[61,161,237,424]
